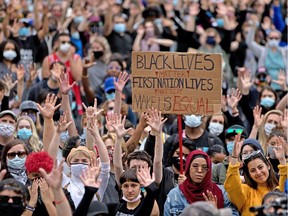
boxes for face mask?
[3,50,17,61]
[71,32,80,40]
[0,123,15,138]
[17,128,32,140]
[0,202,25,216]
[60,131,69,143]
[108,148,114,163]
[7,155,26,169]
[106,92,116,101]
[206,36,216,46]
[264,123,276,136]
[268,39,280,48]
[49,24,57,33]
[122,193,142,203]
[93,51,104,59]
[71,163,88,178]
[268,146,277,159]
[208,122,224,136]
[59,42,71,53]
[184,115,202,128]
[154,18,162,26]
[73,16,84,24]
[27,113,37,123]
[227,141,234,155]
[18,27,30,37]
[172,156,186,171]
[260,97,275,108]
[216,18,224,27]
[113,23,126,33]
[145,29,155,38]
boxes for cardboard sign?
[131,52,222,115]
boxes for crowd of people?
[0,0,287,215]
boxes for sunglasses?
[242,150,263,162]
[226,128,244,134]
[0,195,23,205]
[7,151,27,160]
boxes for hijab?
[179,150,224,208]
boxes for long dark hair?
[243,152,278,190]
[0,40,21,64]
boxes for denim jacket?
[164,185,239,216]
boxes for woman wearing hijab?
[164,150,224,215]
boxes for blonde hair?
[16,116,42,152]
[102,133,127,152]
[258,110,283,155]
[91,36,111,63]
[66,146,96,165]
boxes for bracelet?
[82,75,88,78]
[231,155,238,159]
[26,205,35,212]
[54,197,66,205]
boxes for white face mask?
[264,123,276,136]
[59,42,71,53]
[122,193,142,203]
[71,163,88,178]
[184,115,203,128]
[208,122,224,136]
[3,50,17,61]
[0,123,15,138]
[268,39,280,48]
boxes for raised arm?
[37,4,49,41]
[249,106,263,139]
[37,94,61,152]
[59,69,78,137]
[82,59,96,105]
[146,109,167,185]
[113,71,129,115]
[103,3,113,36]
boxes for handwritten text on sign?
[131,52,222,115]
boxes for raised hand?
[57,112,72,133]
[29,179,39,207]
[274,136,286,164]
[203,190,218,209]
[105,113,116,133]
[189,2,200,16]
[83,99,103,126]
[146,108,167,134]
[137,167,155,187]
[227,88,242,109]
[28,63,37,83]
[253,106,263,128]
[114,71,129,92]
[221,95,228,112]
[39,160,64,190]
[39,178,52,203]
[59,70,76,95]
[178,174,186,185]
[232,133,242,159]
[271,70,287,91]
[16,64,25,82]
[240,70,253,94]
[281,109,288,129]
[80,161,101,189]
[110,114,132,138]
[51,62,64,81]
[3,74,18,93]
[37,94,61,119]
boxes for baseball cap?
[104,77,115,92]
[180,201,232,216]
[87,201,109,216]
[0,110,17,121]
[20,100,39,112]
[225,124,248,139]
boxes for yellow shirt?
[224,162,288,216]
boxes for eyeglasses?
[107,66,121,71]
[226,128,244,134]
[190,164,209,173]
[7,151,27,160]
[242,150,264,162]
[0,195,23,204]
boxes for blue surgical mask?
[106,92,116,101]
[206,36,216,46]
[208,122,224,136]
[60,131,69,143]
[268,39,280,48]
[71,163,88,178]
[216,18,224,27]
[114,23,126,33]
[227,141,234,155]
[71,31,80,40]
[17,128,32,140]
[7,155,26,169]
[19,27,30,37]
[73,16,84,24]
[184,115,203,128]
[268,146,277,159]
[260,97,275,108]
[264,123,275,136]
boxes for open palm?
[37,94,61,119]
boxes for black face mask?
[206,36,216,46]
[49,24,57,33]
[93,51,104,59]
[0,202,25,216]
[172,156,186,171]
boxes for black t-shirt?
[107,31,132,57]
[28,79,59,103]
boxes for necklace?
[70,179,84,196]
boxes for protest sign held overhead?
[131,52,222,115]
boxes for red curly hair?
[25,152,53,174]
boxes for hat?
[66,146,95,166]
[180,201,232,216]
[20,100,39,112]
[87,201,109,216]
[104,77,115,92]
[239,138,264,160]
[225,124,248,139]
[0,110,17,121]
